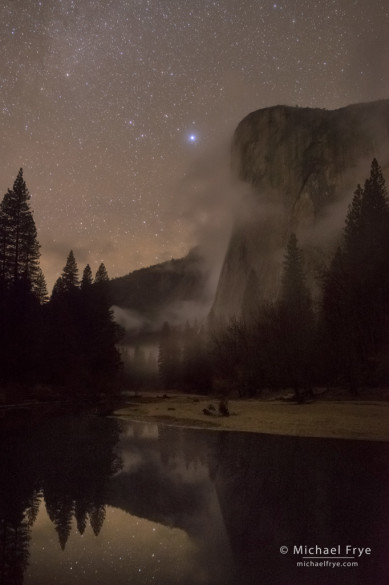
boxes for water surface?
[0,415,388,584]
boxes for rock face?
[211,100,389,320]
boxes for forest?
[0,169,122,405]
[150,158,389,399]
[1,159,388,405]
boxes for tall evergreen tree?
[95,262,109,283]
[46,253,122,396]
[33,267,49,304]
[0,169,40,289]
[81,264,93,290]
[281,234,311,312]
[51,276,65,299]
[241,269,261,324]
[323,159,389,387]
[346,160,389,351]
[0,170,44,390]
[45,252,83,389]
[344,160,389,283]
[182,321,197,389]
[93,262,110,309]
[82,262,123,396]
[321,247,358,389]
[278,233,314,398]
[61,250,79,292]
[158,322,181,389]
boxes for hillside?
[109,247,211,330]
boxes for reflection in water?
[0,415,121,585]
[0,416,388,585]
[211,432,389,585]
[28,504,204,585]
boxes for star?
[0,0,386,291]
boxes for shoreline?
[113,394,389,441]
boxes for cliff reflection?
[210,432,389,585]
[1,418,388,585]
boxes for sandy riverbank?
[114,393,389,441]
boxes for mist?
[113,100,389,332]
[113,132,255,334]
[177,137,248,293]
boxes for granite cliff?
[211,100,389,320]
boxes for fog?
[114,100,389,331]
[177,136,253,295]
[113,133,255,334]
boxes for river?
[0,415,388,584]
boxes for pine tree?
[95,263,109,283]
[278,233,314,399]
[0,169,40,289]
[241,269,261,324]
[45,252,83,390]
[327,159,389,386]
[158,322,181,389]
[83,262,122,396]
[0,170,45,389]
[344,184,363,264]
[61,250,79,291]
[81,264,93,290]
[321,247,359,389]
[344,160,389,283]
[0,217,7,283]
[47,254,122,396]
[132,345,147,388]
[93,262,110,308]
[281,233,311,313]
[195,324,213,393]
[51,276,65,299]
[182,321,197,389]
[33,267,49,304]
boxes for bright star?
[189,134,196,142]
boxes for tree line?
[0,169,122,404]
[2,160,387,401]
[157,159,389,398]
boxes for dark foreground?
[0,415,388,585]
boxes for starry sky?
[0,0,388,291]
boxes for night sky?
[0,0,388,290]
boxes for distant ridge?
[109,247,210,323]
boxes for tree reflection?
[0,422,42,585]
[0,517,30,585]
[0,416,121,583]
[1,419,388,585]
[45,495,74,550]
